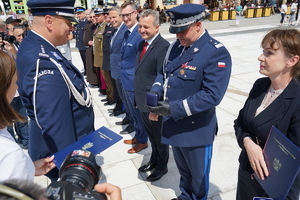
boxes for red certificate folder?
[53,126,123,169]
[254,126,300,200]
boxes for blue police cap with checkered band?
[27,0,77,22]
[166,4,205,34]
[94,7,104,14]
[75,7,86,13]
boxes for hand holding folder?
[52,126,123,169]
[254,126,300,200]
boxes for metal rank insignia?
[180,68,185,75]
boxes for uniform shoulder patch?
[208,39,224,49]
[38,45,50,59]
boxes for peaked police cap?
[27,0,77,22]
[166,4,205,34]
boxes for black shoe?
[115,118,129,125]
[101,98,109,102]
[109,110,125,117]
[138,162,157,172]
[120,125,134,134]
[99,89,107,95]
[104,101,115,106]
[146,168,168,182]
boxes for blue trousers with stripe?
[172,144,213,200]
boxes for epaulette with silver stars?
[209,39,224,49]
[38,45,50,59]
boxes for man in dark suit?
[109,7,132,124]
[134,9,169,182]
[145,4,232,200]
[102,7,116,106]
[120,2,148,153]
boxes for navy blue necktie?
[121,30,130,54]
[124,30,130,41]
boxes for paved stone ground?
[33,13,300,200]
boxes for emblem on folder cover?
[82,142,94,150]
[273,158,281,172]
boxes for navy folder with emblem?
[146,92,158,106]
[254,126,300,200]
[53,126,122,169]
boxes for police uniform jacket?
[151,30,232,147]
[120,25,143,91]
[110,23,127,80]
[234,77,300,199]
[94,21,107,68]
[75,19,88,51]
[16,31,95,162]
[102,23,115,71]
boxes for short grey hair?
[139,9,159,26]
[110,6,121,13]
[121,2,137,11]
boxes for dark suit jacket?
[234,77,300,198]
[134,34,169,113]
[102,24,115,71]
[120,25,143,91]
[110,23,127,80]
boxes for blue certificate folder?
[53,126,123,169]
[254,126,300,200]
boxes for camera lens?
[4,35,16,43]
[59,150,102,191]
[0,32,6,40]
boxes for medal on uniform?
[180,68,185,75]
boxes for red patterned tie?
[139,41,148,61]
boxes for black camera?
[0,32,16,44]
[46,150,107,200]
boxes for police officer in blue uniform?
[74,6,88,75]
[146,4,232,200]
[16,0,94,180]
